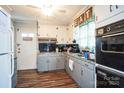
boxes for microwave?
[39,43,56,52]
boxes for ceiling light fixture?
[41,5,54,16]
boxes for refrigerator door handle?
[11,54,14,76]
[9,28,14,76]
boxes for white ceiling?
[2,5,84,25]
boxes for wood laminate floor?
[16,70,79,88]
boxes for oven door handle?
[97,70,107,78]
[102,32,124,38]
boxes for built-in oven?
[96,19,124,87]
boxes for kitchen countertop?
[64,52,96,65]
[38,52,96,65]
[37,52,66,56]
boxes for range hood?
[38,37,57,43]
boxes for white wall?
[67,23,74,43]
[38,24,72,44]
[14,21,37,70]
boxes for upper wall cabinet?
[95,5,124,24]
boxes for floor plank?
[16,70,79,88]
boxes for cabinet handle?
[85,64,88,67]
[96,16,98,21]
[73,65,75,70]
[110,5,112,12]
[81,69,83,76]
[116,5,118,9]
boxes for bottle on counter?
[56,47,59,53]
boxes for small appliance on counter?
[57,44,80,53]
[70,44,80,53]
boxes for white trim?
[0,7,11,18]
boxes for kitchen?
[0,5,124,88]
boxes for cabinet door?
[73,61,82,85]
[80,66,94,88]
[65,56,69,73]
[95,5,124,24]
[67,56,74,77]
[108,5,124,18]
[95,5,110,23]
[56,57,65,70]
[48,57,56,71]
[37,56,49,72]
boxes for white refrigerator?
[0,8,14,88]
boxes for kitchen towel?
[69,59,74,71]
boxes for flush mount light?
[41,5,54,16]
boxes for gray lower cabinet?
[66,56,74,78]
[37,56,49,72]
[65,55,70,74]
[66,55,95,88]
[73,61,82,85]
[37,54,65,72]
[80,65,95,88]
[56,57,65,70]
[48,57,56,71]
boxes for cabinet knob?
[73,65,75,69]
[81,69,83,76]
[96,16,98,21]
[85,64,88,67]
[110,5,112,12]
[107,26,111,32]
[116,5,118,9]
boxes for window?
[87,21,95,51]
[79,24,88,48]
[73,21,95,52]
[73,26,80,44]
